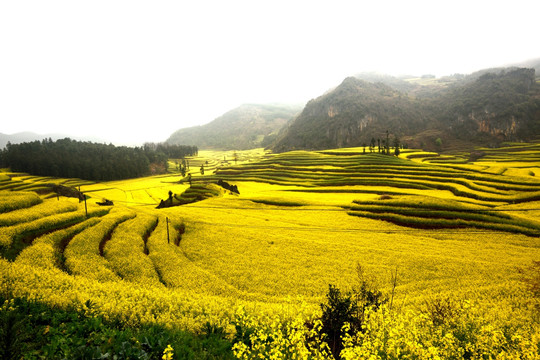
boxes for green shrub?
[320,269,387,359]
[320,284,360,358]
[0,296,235,359]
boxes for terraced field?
[205,147,540,237]
[1,143,540,358]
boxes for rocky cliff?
[271,68,540,152]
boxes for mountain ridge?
[166,103,302,150]
[271,67,540,152]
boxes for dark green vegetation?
[0,296,234,360]
[0,138,197,181]
[167,103,303,150]
[157,184,225,208]
[272,68,540,152]
[320,279,386,359]
[143,142,199,160]
[173,184,223,205]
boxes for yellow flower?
[162,344,174,360]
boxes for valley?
[1,143,540,358]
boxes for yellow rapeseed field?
[1,144,540,358]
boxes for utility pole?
[166,217,170,244]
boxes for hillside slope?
[271,77,434,152]
[166,103,302,150]
[271,68,540,152]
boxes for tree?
[435,137,443,150]
[320,285,360,359]
[393,136,401,156]
[1,138,173,181]
[319,272,387,359]
[385,130,390,155]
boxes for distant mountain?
[0,132,106,149]
[166,103,302,150]
[271,78,430,152]
[271,68,540,152]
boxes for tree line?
[143,142,198,159]
[0,138,198,181]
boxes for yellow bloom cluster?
[340,303,540,360]
[232,308,331,360]
[104,212,162,287]
[1,256,252,330]
[0,190,42,213]
[15,217,102,269]
[145,215,243,298]
[64,208,135,282]
[162,344,174,360]
[1,147,540,360]
[0,198,77,226]
[0,203,104,248]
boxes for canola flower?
[15,216,103,269]
[0,190,42,213]
[339,302,540,360]
[1,146,540,359]
[162,344,174,360]
[0,204,104,248]
[64,208,135,282]
[232,309,331,360]
[145,215,254,299]
[0,198,77,227]
[104,212,162,287]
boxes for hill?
[271,78,429,152]
[166,103,302,150]
[271,68,540,152]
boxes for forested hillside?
[271,68,540,152]
[166,103,302,150]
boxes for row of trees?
[0,138,198,181]
[364,131,401,156]
[143,142,198,159]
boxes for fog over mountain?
[271,67,540,152]
[167,103,302,150]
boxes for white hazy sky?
[1,0,539,145]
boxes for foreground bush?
[0,297,234,359]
